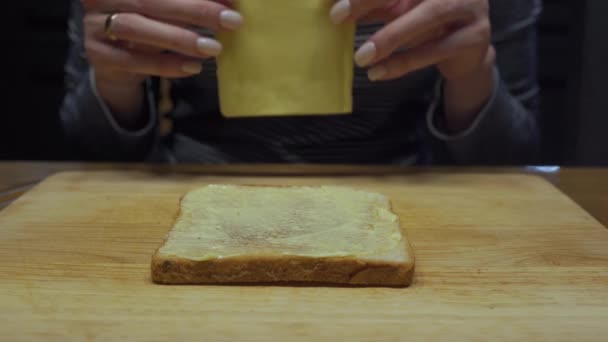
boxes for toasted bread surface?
[152,185,414,286]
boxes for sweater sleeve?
[425,0,542,165]
[59,0,159,161]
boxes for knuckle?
[170,32,196,54]
[194,2,220,27]
[162,37,185,54]
[472,19,491,45]
[195,3,213,24]
[110,13,136,38]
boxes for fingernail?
[368,65,387,81]
[220,10,243,30]
[354,41,377,67]
[182,62,203,74]
[330,0,351,24]
[197,37,222,56]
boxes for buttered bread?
[151,185,414,286]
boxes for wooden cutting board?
[1,171,607,341]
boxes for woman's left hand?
[330,0,493,82]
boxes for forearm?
[60,68,159,161]
[95,72,147,130]
[427,66,540,165]
[443,46,496,134]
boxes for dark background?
[2,0,608,165]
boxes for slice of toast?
[151,185,415,286]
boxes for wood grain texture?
[0,170,607,341]
[2,162,607,227]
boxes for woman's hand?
[330,0,491,81]
[330,0,495,132]
[82,0,243,123]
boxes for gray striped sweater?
[60,0,542,165]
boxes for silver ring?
[104,13,120,41]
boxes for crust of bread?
[151,254,414,287]
[151,185,415,287]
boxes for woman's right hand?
[82,0,243,123]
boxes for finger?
[366,20,490,81]
[330,0,420,24]
[92,13,222,58]
[354,0,477,67]
[330,0,388,24]
[86,39,204,78]
[83,0,243,31]
[84,14,162,53]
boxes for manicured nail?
[220,10,243,30]
[368,65,387,81]
[330,0,351,24]
[197,37,222,56]
[182,62,203,74]
[355,41,377,67]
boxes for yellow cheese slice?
[216,0,356,117]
